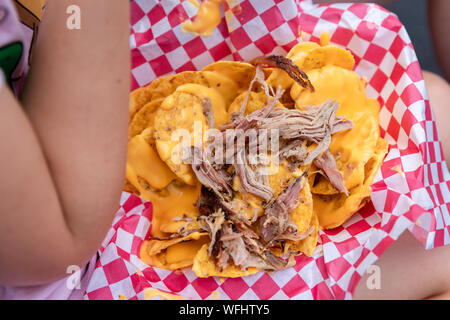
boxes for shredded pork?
[250,55,315,92]
[174,56,354,272]
[259,174,307,243]
[313,149,349,196]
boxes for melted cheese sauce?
[139,231,208,269]
[148,183,201,237]
[129,36,387,272]
[128,71,242,243]
[293,65,380,169]
[266,42,321,90]
[293,64,381,194]
[202,71,241,109]
[181,0,222,37]
[126,134,201,238]
[390,164,405,177]
[176,83,228,128]
[320,31,330,46]
[154,90,206,185]
[188,0,200,7]
[165,238,208,265]
[126,133,202,240]
[126,135,177,190]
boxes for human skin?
[353,229,450,299]
[428,0,450,81]
[0,0,448,297]
[0,0,130,285]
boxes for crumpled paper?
[84,0,450,300]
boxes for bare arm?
[428,0,450,81]
[0,0,130,286]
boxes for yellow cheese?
[192,244,259,278]
[293,65,380,169]
[202,70,240,109]
[130,37,388,274]
[320,31,331,46]
[126,135,177,190]
[181,0,221,37]
[176,83,228,128]
[140,231,208,269]
[154,89,209,185]
[188,0,200,7]
[266,42,321,90]
[148,182,201,238]
[165,238,208,265]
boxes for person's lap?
[354,71,450,299]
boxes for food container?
[84,0,450,300]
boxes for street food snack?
[127,39,388,277]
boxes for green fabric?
[0,41,23,88]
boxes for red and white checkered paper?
[84,0,450,300]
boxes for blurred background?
[385,0,443,76]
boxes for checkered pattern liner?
[84,0,450,300]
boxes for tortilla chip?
[202,61,256,92]
[140,232,208,270]
[314,137,388,229]
[266,41,320,91]
[289,179,314,235]
[123,178,139,195]
[153,90,209,185]
[192,244,259,278]
[142,182,201,238]
[266,160,301,195]
[159,215,201,234]
[288,210,319,256]
[129,86,154,121]
[129,98,164,141]
[364,138,389,184]
[129,71,209,120]
[301,45,355,72]
[227,90,267,118]
[294,64,382,199]
[126,134,177,190]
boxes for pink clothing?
[0,255,97,300]
[0,0,31,95]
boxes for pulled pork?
[250,55,315,92]
[185,56,354,272]
[196,190,290,271]
[314,149,349,196]
[259,173,307,243]
[202,97,215,129]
